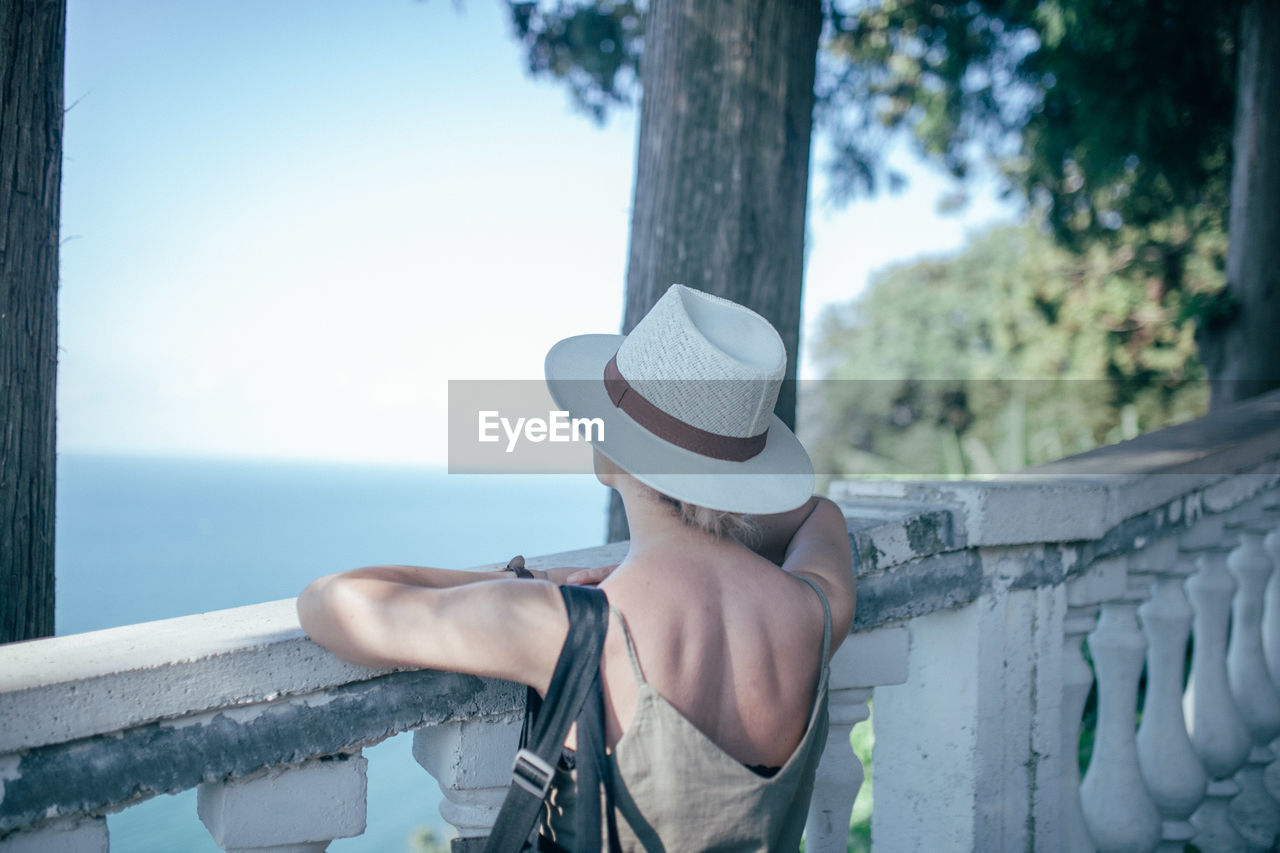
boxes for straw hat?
[544,284,814,514]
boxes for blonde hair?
[654,492,762,547]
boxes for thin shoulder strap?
[608,605,647,685]
[793,574,832,663]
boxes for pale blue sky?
[59,0,1016,465]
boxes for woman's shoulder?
[778,498,857,648]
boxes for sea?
[54,452,609,852]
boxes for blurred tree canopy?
[505,0,1235,256]
[802,223,1213,477]
[502,0,1272,410]
[814,0,1243,398]
[816,1,1235,239]
[506,0,643,121]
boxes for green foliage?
[848,702,874,852]
[503,1,1237,243]
[502,0,1236,457]
[804,223,1210,478]
[408,826,451,853]
[505,1,642,121]
[799,701,873,852]
[820,0,1237,243]
[499,1,1239,370]
[817,0,1238,353]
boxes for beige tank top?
[539,575,832,852]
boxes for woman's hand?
[298,560,617,590]
[492,556,616,586]
[540,564,618,586]
[744,497,824,564]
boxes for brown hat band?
[603,354,768,462]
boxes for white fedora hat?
[544,284,814,514]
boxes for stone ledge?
[0,600,374,754]
[837,500,965,574]
[852,549,984,631]
[0,541,625,755]
[0,669,522,835]
[832,478,1118,545]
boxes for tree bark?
[1,0,63,642]
[1200,0,1280,407]
[609,0,822,541]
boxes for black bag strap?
[483,585,610,853]
[571,671,624,853]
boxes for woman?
[298,285,856,851]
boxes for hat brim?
[545,333,814,514]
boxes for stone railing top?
[0,541,627,755]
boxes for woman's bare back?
[594,544,830,769]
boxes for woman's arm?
[745,496,823,564]
[332,561,617,588]
[332,563,527,587]
[296,572,569,693]
[774,497,857,650]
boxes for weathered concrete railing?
[0,540,622,853]
[1,389,1277,852]
[828,388,1280,852]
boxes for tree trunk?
[609,0,822,541]
[1200,0,1280,407]
[1,0,63,642]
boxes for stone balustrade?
[1,389,1278,852]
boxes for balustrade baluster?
[0,815,108,853]
[1080,556,1162,853]
[1063,557,1126,853]
[413,714,523,851]
[1259,490,1280,803]
[1262,490,1280,687]
[1062,609,1098,853]
[1183,514,1254,852]
[196,752,368,853]
[807,625,908,852]
[808,685,870,851]
[1133,535,1205,853]
[1225,500,1280,850]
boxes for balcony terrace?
[2,390,1278,852]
